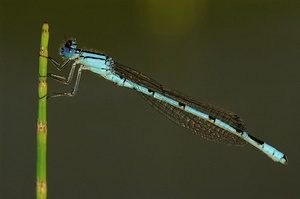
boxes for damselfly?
[42,39,288,165]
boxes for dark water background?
[1,1,299,198]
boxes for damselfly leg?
[39,55,83,98]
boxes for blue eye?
[60,40,77,58]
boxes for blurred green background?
[1,0,299,198]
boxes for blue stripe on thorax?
[80,51,107,60]
[76,50,111,77]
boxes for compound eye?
[66,40,72,47]
[60,40,77,58]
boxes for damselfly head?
[60,40,77,58]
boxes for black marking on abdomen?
[148,89,155,95]
[248,134,264,145]
[178,102,185,108]
[209,115,216,122]
[236,129,244,135]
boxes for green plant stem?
[37,22,49,199]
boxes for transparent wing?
[113,62,247,132]
[141,93,247,146]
